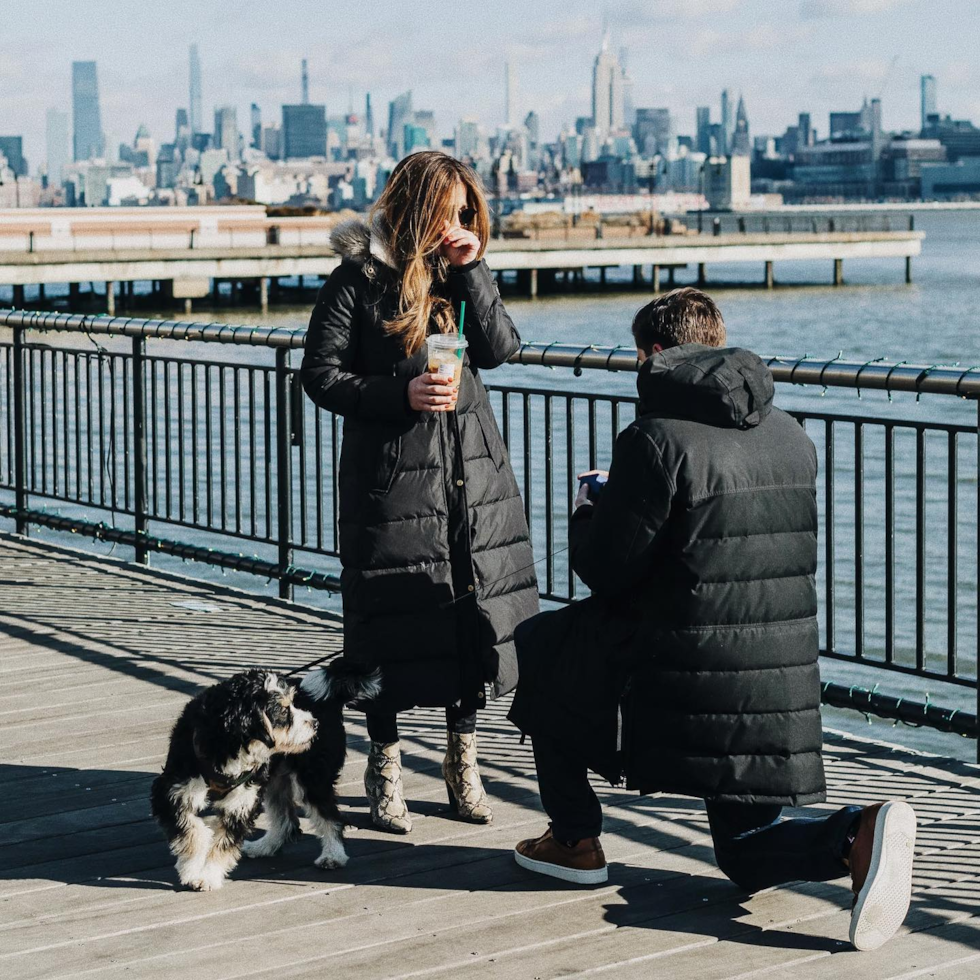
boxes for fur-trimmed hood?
[329,217,397,271]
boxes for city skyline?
[3,0,979,170]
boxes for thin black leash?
[282,544,572,678]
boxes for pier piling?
[764,261,774,290]
[652,265,661,292]
[834,259,844,286]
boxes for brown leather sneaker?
[848,800,916,951]
[514,826,608,885]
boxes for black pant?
[532,731,861,894]
[366,705,478,743]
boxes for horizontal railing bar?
[820,680,977,739]
[0,503,341,591]
[819,647,976,689]
[3,311,979,398]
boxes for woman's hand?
[440,222,480,267]
[408,373,459,412]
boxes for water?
[2,210,978,760]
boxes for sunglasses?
[458,206,476,227]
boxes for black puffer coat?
[510,345,826,806]
[301,220,539,713]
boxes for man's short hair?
[631,287,726,353]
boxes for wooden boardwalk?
[1,533,978,980]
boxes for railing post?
[12,325,27,535]
[132,336,149,564]
[275,348,294,601]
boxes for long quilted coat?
[300,220,539,713]
[510,345,827,806]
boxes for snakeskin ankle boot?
[364,740,412,834]
[443,731,493,824]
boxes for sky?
[2,0,979,172]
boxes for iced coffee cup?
[426,334,468,407]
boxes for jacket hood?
[329,217,397,270]
[637,344,774,429]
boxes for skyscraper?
[798,112,813,148]
[592,31,624,138]
[282,104,327,158]
[387,91,413,159]
[46,109,69,185]
[214,106,239,161]
[250,103,261,149]
[696,106,712,155]
[720,89,733,157]
[732,95,750,156]
[365,93,374,137]
[301,59,310,104]
[72,61,104,161]
[921,74,937,132]
[0,136,26,177]
[189,44,203,135]
[620,47,636,128]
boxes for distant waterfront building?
[72,61,105,161]
[214,106,239,161]
[0,136,27,177]
[634,107,671,157]
[920,157,980,198]
[793,140,877,198]
[695,106,712,155]
[387,91,413,159]
[798,112,814,148]
[413,110,437,148]
[505,62,515,126]
[283,104,327,158]
[455,118,481,159]
[261,123,282,160]
[732,95,750,156]
[365,93,374,137]
[620,47,635,128]
[704,155,750,209]
[174,108,190,151]
[301,58,310,104]
[46,109,70,185]
[189,45,203,134]
[250,104,261,149]
[592,31,624,139]
[920,114,980,161]
[920,75,937,133]
[720,89,733,156]
[404,123,430,154]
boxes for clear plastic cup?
[426,334,468,401]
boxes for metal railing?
[1,310,977,750]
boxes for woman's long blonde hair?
[370,151,491,356]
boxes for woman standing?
[301,151,539,832]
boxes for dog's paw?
[242,836,278,859]
[315,850,349,870]
[183,878,214,892]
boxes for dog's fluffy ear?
[248,706,276,748]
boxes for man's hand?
[408,373,458,412]
[574,469,609,510]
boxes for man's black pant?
[533,730,861,893]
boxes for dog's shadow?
[0,764,507,894]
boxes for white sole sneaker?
[514,848,609,885]
[850,800,917,951]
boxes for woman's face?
[448,180,470,232]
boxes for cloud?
[612,0,742,25]
[689,22,816,57]
[800,0,913,18]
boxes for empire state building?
[592,31,624,139]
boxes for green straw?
[457,301,466,358]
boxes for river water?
[1,210,978,760]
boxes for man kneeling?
[508,288,916,952]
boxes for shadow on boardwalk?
[1,533,979,980]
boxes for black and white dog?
[151,662,379,891]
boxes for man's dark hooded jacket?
[509,344,827,807]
